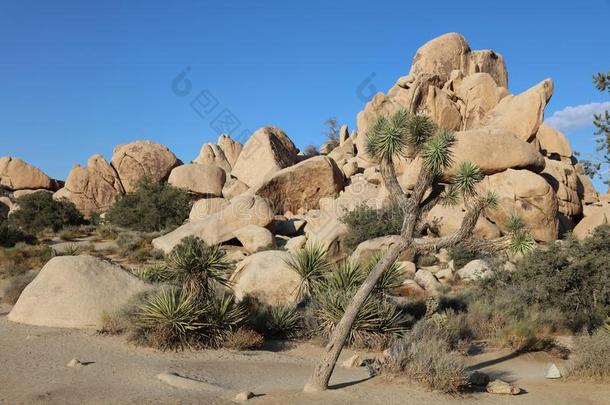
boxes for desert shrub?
[93,223,120,241]
[568,330,610,380]
[382,324,467,393]
[2,272,36,304]
[106,179,190,233]
[166,236,232,299]
[0,224,35,248]
[8,192,84,234]
[56,243,81,256]
[98,312,125,335]
[286,244,330,301]
[0,244,53,278]
[448,246,478,268]
[265,305,302,338]
[58,225,94,241]
[132,287,245,351]
[341,203,403,250]
[223,327,264,350]
[134,287,205,350]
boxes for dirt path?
[1,307,608,405]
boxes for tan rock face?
[481,79,554,142]
[111,141,180,193]
[193,143,231,173]
[231,127,298,187]
[234,225,275,253]
[423,86,462,131]
[152,195,274,253]
[189,197,230,222]
[447,128,545,176]
[231,250,300,306]
[0,157,53,191]
[454,73,506,129]
[55,154,124,215]
[541,158,582,218]
[573,206,610,239]
[8,255,150,328]
[217,134,243,168]
[168,163,226,196]
[465,50,508,88]
[478,169,558,241]
[536,124,572,159]
[249,156,344,214]
[222,177,249,200]
[409,32,471,83]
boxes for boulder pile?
[3,32,606,313]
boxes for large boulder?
[446,128,545,176]
[234,225,275,253]
[454,73,507,129]
[478,169,558,241]
[111,141,180,192]
[351,235,407,264]
[188,197,230,222]
[0,157,53,191]
[231,127,298,187]
[423,86,462,131]
[193,143,231,173]
[408,33,471,83]
[217,134,243,168]
[481,79,554,142]
[231,250,300,305]
[53,155,124,215]
[8,255,150,328]
[573,206,610,239]
[249,156,344,214]
[456,259,493,281]
[168,163,226,196]
[303,209,348,259]
[408,32,507,88]
[536,124,572,159]
[152,195,274,253]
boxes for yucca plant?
[166,236,233,299]
[133,261,174,283]
[366,252,405,294]
[322,260,364,292]
[315,289,407,348]
[202,294,247,348]
[58,243,81,256]
[266,304,301,338]
[286,244,330,301]
[306,106,531,392]
[136,287,205,351]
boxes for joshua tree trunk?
[303,240,407,392]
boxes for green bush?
[222,327,265,350]
[568,330,610,381]
[382,324,467,393]
[8,192,84,235]
[448,246,478,268]
[341,203,403,250]
[0,224,35,248]
[106,179,190,233]
[0,201,8,224]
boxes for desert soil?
[1,303,608,405]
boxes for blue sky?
[1,0,609,189]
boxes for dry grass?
[222,327,264,350]
[567,331,610,381]
[2,272,36,304]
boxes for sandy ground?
[1,303,608,405]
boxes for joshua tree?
[304,109,531,392]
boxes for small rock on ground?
[234,391,255,402]
[544,363,562,379]
[66,358,83,368]
[486,379,521,395]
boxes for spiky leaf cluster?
[286,243,331,301]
